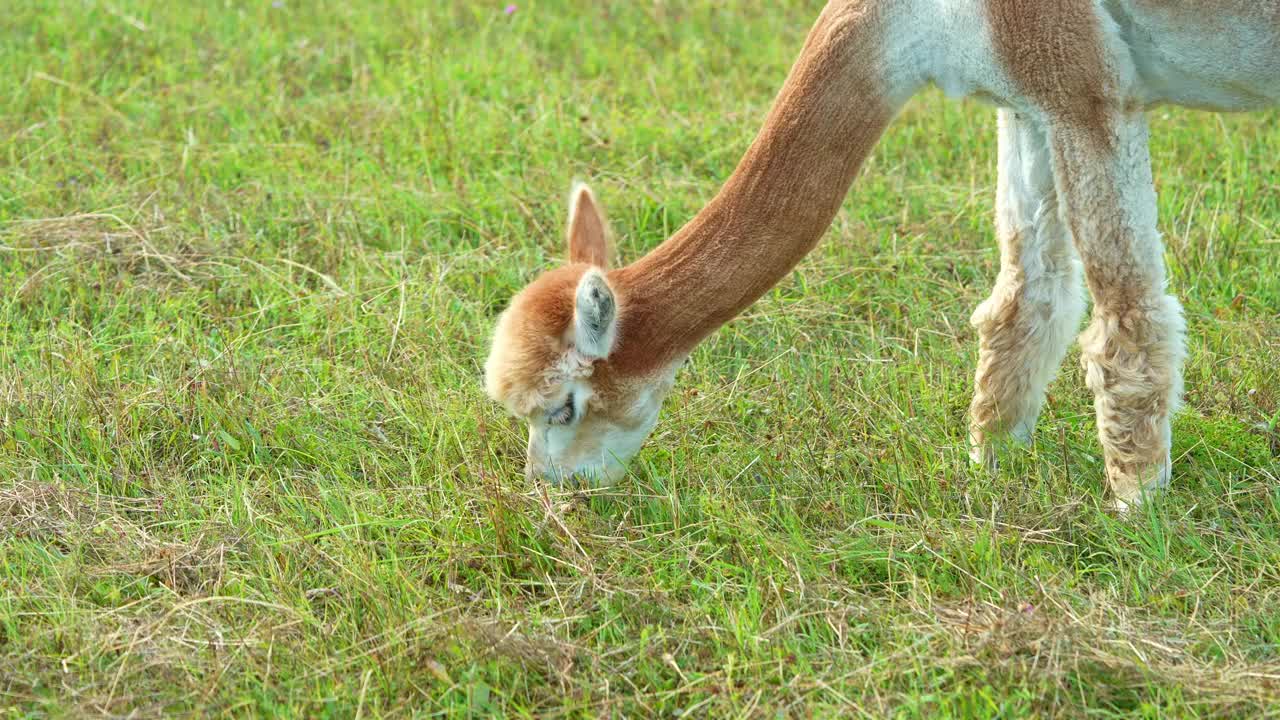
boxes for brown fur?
[567,187,611,267]
[606,0,894,376]
[487,0,1274,505]
[1052,118,1184,503]
[987,0,1116,147]
[484,0,901,486]
[485,264,591,416]
[986,0,1188,503]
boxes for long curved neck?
[608,1,926,374]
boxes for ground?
[2,1,1279,717]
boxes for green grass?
[2,0,1279,716]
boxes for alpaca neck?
[608,1,926,374]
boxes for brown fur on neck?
[604,1,898,376]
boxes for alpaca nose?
[546,468,578,486]
[525,461,575,486]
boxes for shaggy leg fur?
[969,110,1086,469]
[1051,113,1186,510]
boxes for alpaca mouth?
[526,460,626,489]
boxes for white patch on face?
[538,382,590,468]
[525,364,680,486]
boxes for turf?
[2,1,1279,717]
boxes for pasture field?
[2,1,1279,717]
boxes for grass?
[2,0,1278,716]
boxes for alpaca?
[484,0,1279,510]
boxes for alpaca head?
[484,184,678,486]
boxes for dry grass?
[2,0,1279,716]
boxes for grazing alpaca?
[484,0,1279,509]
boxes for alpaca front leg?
[969,110,1085,468]
[1078,293,1184,509]
[1051,113,1185,510]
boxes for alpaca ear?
[566,182,610,268]
[573,269,617,359]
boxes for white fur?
[969,109,1086,466]
[572,269,617,359]
[1112,1,1280,111]
[1055,112,1187,510]
[910,1,1280,113]
[495,0,1278,507]
[913,0,1016,105]
[528,367,678,487]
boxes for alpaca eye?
[549,394,576,425]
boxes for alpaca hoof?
[1107,456,1172,513]
[1108,495,1136,514]
[969,439,998,472]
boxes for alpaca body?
[484,0,1278,508]
[924,1,1280,114]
